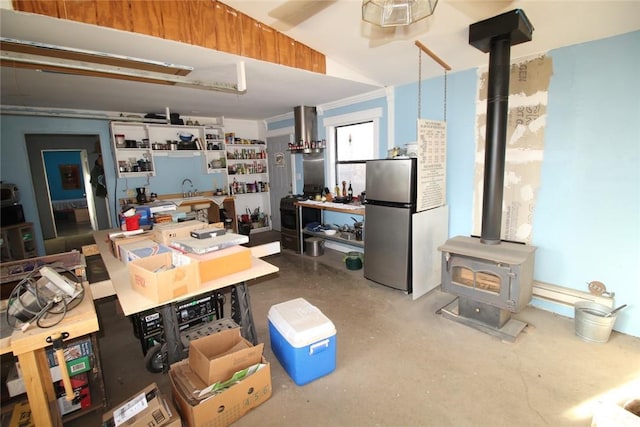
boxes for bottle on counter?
[347,182,353,202]
[335,183,340,197]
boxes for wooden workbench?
[92,229,278,317]
[0,282,99,427]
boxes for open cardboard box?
[188,328,264,385]
[170,358,272,427]
[128,252,199,303]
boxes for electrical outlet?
[126,189,136,197]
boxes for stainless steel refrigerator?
[364,158,449,295]
[364,158,417,292]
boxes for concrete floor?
[69,233,640,427]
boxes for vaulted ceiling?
[1,1,638,121]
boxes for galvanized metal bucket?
[574,301,617,343]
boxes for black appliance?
[280,194,321,253]
[1,204,25,227]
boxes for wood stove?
[439,10,536,341]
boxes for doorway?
[25,134,110,254]
[42,149,94,237]
[267,133,293,231]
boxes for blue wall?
[393,31,639,337]
[43,151,85,200]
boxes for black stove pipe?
[480,35,512,245]
[469,9,534,245]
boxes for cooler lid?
[268,298,336,348]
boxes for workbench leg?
[17,348,61,427]
[159,303,184,370]
[231,282,257,345]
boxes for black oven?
[1,204,25,227]
[280,196,321,253]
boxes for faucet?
[181,178,193,198]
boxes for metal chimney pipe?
[469,9,534,245]
[480,35,511,244]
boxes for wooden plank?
[294,41,313,72]
[259,22,278,64]
[213,1,241,55]
[240,12,261,60]
[0,39,192,76]
[59,0,98,25]
[188,0,217,50]
[16,349,58,427]
[130,0,164,38]
[160,0,192,44]
[96,0,134,32]
[276,32,296,68]
[13,0,60,17]
[310,48,326,74]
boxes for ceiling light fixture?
[362,0,439,27]
[0,37,247,94]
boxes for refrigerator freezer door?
[365,158,416,205]
[411,205,449,300]
[364,204,412,292]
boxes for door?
[364,203,412,292]
[267,134,293,231]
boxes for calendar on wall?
[416,119,447,212]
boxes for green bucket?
[344,252,363,270]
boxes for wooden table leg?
[17,348,61,427]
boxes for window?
[323,108,382,198]
[334,121,373,197]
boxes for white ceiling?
[1,1,639,121]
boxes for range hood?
[294,106,318,145]
[293,106,324,197]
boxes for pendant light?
[362,0,439,27]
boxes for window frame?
[322,108,382,189]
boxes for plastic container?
[268,298,336,385]
[124,214,140,231]
[574,301,617,343]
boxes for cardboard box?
[185,245,252,284]
[119,239,174,264]
[188,328,264,385]
[54,372,91,415]
[128,252,199,303]
[109,231,154,259]
[170,358,272,427]
[268,298,337,386]
[101,382,181,427]
[73,208,90,223]
[152,220,209,245]
[8,401,34,427]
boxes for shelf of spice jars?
[228,178,269,196]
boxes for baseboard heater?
[531,281,614,308]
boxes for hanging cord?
[417,46,422,120]
[443,69,448,122]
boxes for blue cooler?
[268,298,336,386]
